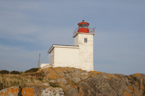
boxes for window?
[79,24,83,28]
[84,38,87,43]
[83,24,88,28]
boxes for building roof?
[48,44,79,53]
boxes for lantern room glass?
[79,24,88,28]
[83,24,88,28]
[79,24,83,28]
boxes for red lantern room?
[78,20,89,33]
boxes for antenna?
[38,53,41,68]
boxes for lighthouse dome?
[78,20,89,33]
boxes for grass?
[0,71,47,89]
[49,82,60,87]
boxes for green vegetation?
[49,82,60,87]
[24,68,40,73]
[10,70,20,74]
[0,70,10,74]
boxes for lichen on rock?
[0,67,145,96]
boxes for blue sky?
[0,0,145,75]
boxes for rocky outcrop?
[0,86,64,96]
[41,87,64,96]
[0,81,3,90]
[0,86,19,96]
[0,67,145,96]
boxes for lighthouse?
[40,20,95,71]
[73,20,95,71]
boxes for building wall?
[74,33,94,71]
[40,63,49,68]
[49,48,54,64]
[74,35,78,45]
[46,33,94,71]
[40,63,51,69]
[54,47,79,68]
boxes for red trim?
[78,20,89,25]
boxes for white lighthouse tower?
[40,20,95,71]
[73,20,95,71]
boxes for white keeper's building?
[40,20,95,71]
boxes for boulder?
[81,71,88,76]
[87,77,118,96]
[80,75,88,80]
[67,87,78,96]
[78,81,95,96]
[57,78,68,85]
[64,73,71,78]
[41,87,64,96]
[43,83,50,87]
[0,86,19,96]
[107,77,127,95]
[21,86,45,96]
[31,86,44,96]
[0,82,3,90]
[49,80,57,83]
[71,77,81,83]
[21,87,34,96]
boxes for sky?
[0,0,145,75]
